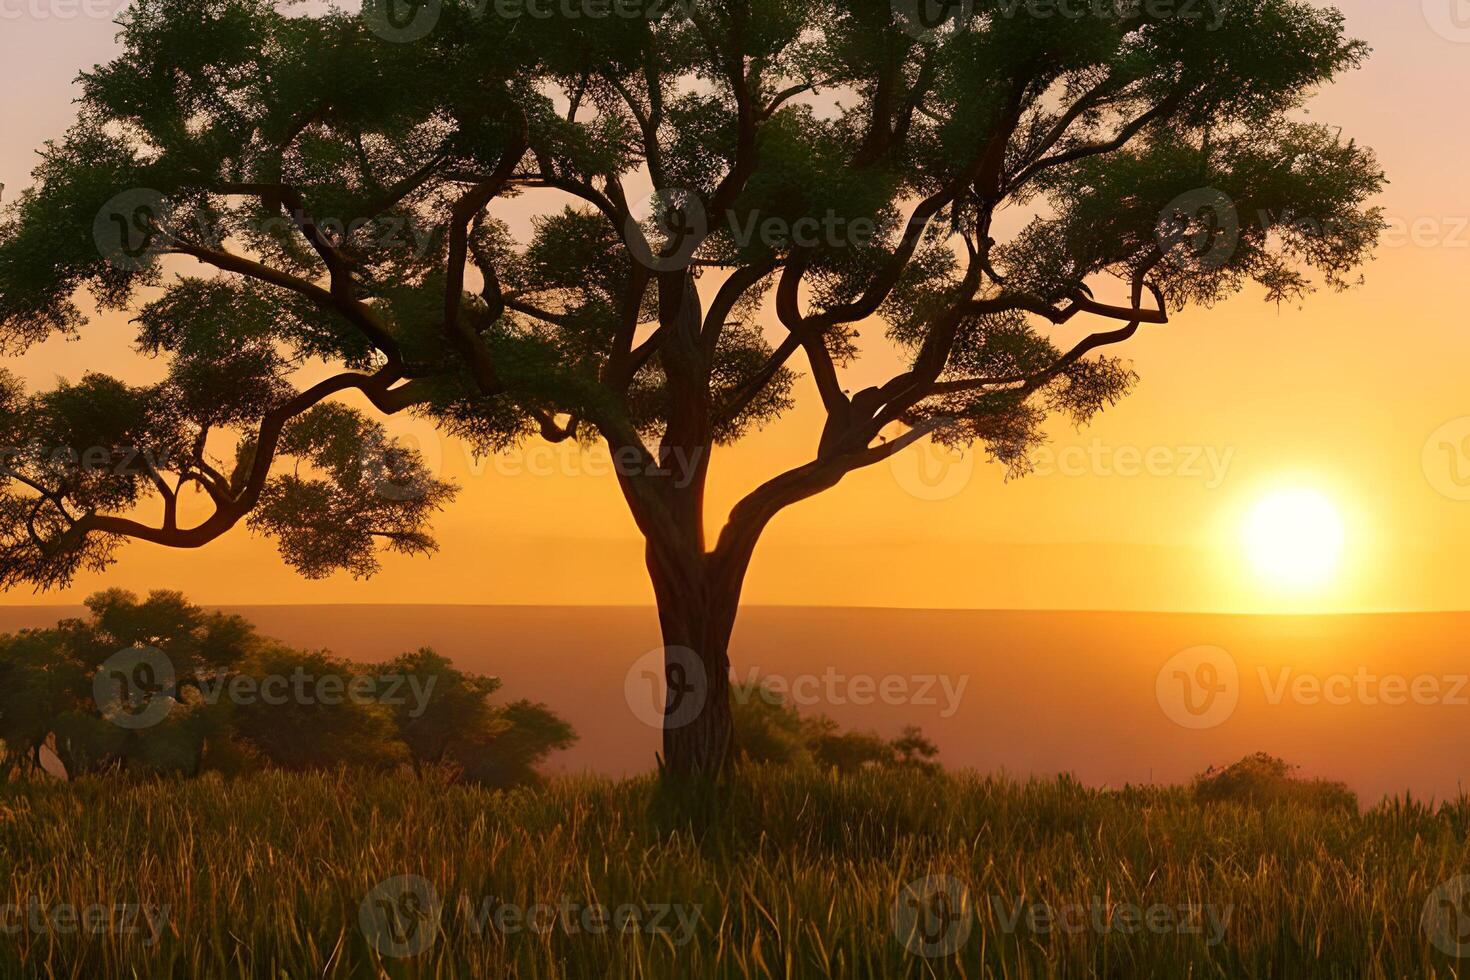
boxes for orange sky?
[2,1,1468,613]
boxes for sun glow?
[1242,488,1347,590]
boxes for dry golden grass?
[0,767,1467,977]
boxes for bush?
[375,649,576,787]
[731,679,941,775]
[227,646,409,772]
[1193,752,1358,811]
[0,592,576,786]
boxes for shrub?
[731,679,941,775]
[1193,752,1358,811]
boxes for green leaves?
[248,404,457,579]
[0,0,1384,592]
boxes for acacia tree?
[0,0,1382,775]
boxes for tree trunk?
[647,548,742,778]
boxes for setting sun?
[1243,489,1347,590]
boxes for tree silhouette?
[0,0,1383,775]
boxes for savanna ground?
[1,765,1468,978]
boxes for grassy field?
[1,768,1469,978]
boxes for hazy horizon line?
[2,602,1468,619]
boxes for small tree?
[376,648,576,786]
[0,0,1383,775]
[2,590,257,776]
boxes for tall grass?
[0,768,1467,977]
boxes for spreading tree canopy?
[0,0,1384,773]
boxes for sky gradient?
[1,1,1467,612]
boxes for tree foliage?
[0,0,1382,595]
[0,591,574,787]
[731,679,941,775]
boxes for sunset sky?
[2,0,1467,613]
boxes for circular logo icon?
[360,875,442,958]
[889,430,975,502]
[625,188,708,272]
[891,0,975,40]
[624,646,708,730]
[93,189,173,272]
[1424,876,1470,957]
[1424,0,1470,42]
[1423,417,1470,501]
[1156,188,1240,273]
[362,423,446,503]
[93,647,176,730]
[1156,645,1238,730]
[891,875,972,958]
[361,0,443,43]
